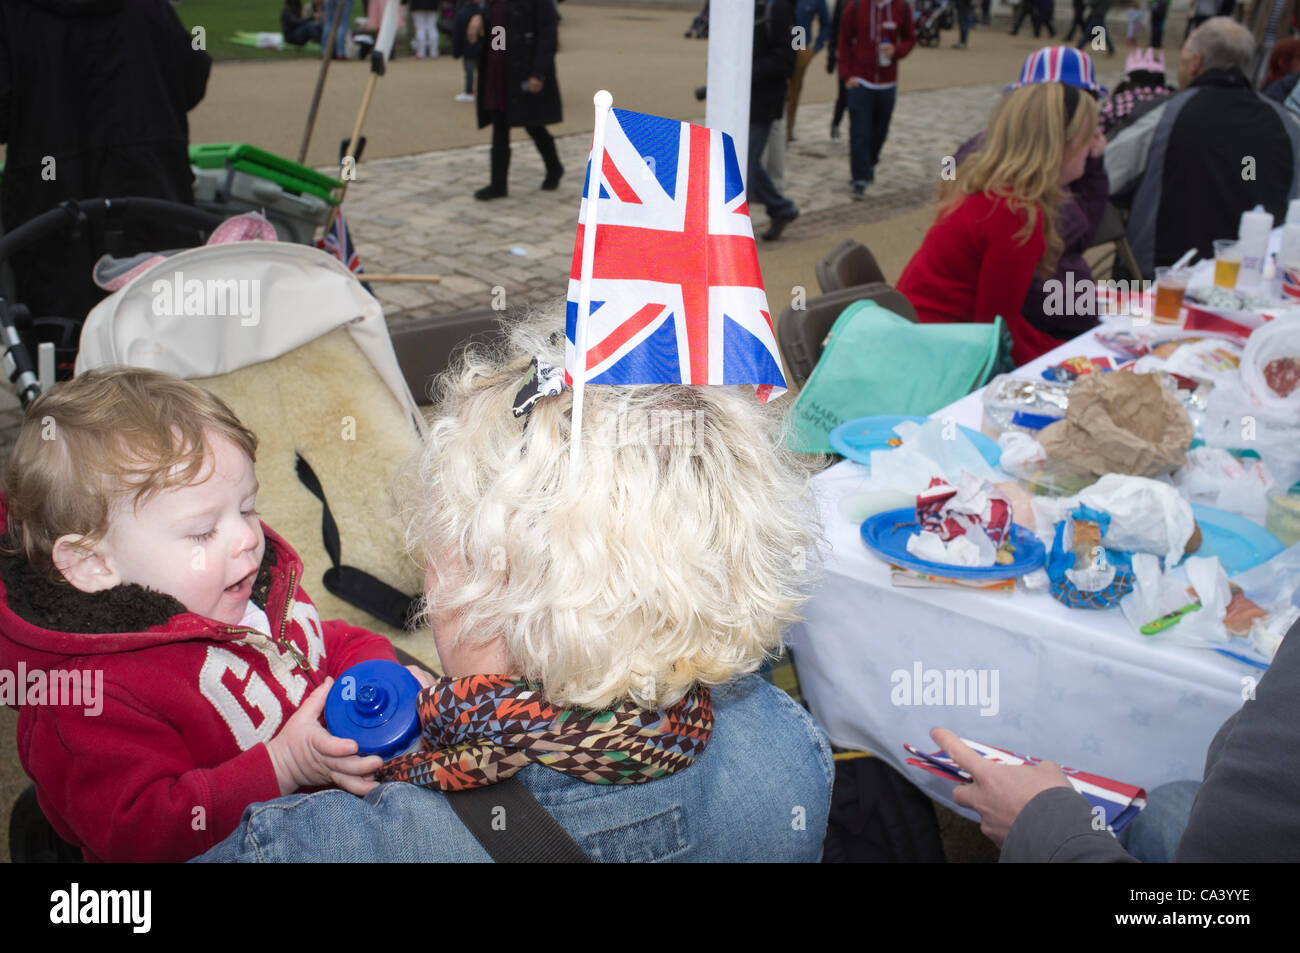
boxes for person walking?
[452,0,483,101]
[1077,0,1114,53]
[751,0,800,239]
[473,0,563,200]
[1065,0,1088,39]
[954,0,976,48]
[323,0,356,59]
[827,0,849,139]
[1149,0,1167,47]
[1010,0,1038,34]
[838,0,916,198]
[786,0,831,140]
[1035,0,1056,37]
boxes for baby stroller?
[915,0,953,47]
[685,1,708,38]
[3,201,510,863]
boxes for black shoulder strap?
[445,775,592,862]
[294,452,422,630]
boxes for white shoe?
[455,92,475,103]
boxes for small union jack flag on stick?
[316,204,364,275]
[566,91,788,471]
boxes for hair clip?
[512,356,566,418]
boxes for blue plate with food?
[859,506,1046,580]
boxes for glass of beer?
[1213,240,1242,288]
[1153,267,1189,324]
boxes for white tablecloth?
[788,328,1250,818]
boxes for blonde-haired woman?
[197,315,833,862]
[896,81,1102,366]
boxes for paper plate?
[829,414,1002,470]
[1186,504,1284,577]
[859,507,1046,580]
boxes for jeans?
[958,5,975,42]
[193,675,833,862]
[748,121,798,220]
[845,84,896,185]
[323,0,355,58]
[1116,780,1200,862]
[832,78,847,130]
[463,58,476,95]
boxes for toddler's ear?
[51,535,120,593]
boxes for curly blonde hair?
[399,312,820,711]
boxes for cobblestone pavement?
[343,82,1008,322]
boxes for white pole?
[376,0,402,62]
[569,89,616,480]
[705,1,754,180]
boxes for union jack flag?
[566,108,787,401]
[316,205,363,274]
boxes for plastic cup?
[1153,267,1189,324]
[1213,239,1242,288]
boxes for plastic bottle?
[325,660,424,759]
[1237,205,1274,288]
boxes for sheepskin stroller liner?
[74,240,434,653]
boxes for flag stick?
[297,0,348,164]
[569,89,615,481]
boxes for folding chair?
[777,283,917,386]
[815,239,888,294]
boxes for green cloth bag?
[785,300,1007,454]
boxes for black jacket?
[752,0,797,124]
[0,0,211,320]
[1105,67,1300,276]
[476,0,562,129]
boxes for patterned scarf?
[376,674,714,791]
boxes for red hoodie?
[838,0,916,87]
[0,494,398,862]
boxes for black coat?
[752,0,797,124]
[0,0,211,319]
[476,0,562,129]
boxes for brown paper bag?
[1038,373,1194,478]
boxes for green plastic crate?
[189,143,342,205]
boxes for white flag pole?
[569,89,615,480]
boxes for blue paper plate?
[1185,504,1284,577]
[860,507,1046,580]
[829,414,1002,470]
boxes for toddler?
[1126,0,1143,48]
[0,367,417,862]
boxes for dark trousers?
[1011,1,1036,33]
[846,84,896,184]
[1064,0,1087,38]
[1034,0,1055,36]
[1151,5,1166,46]
[980,0,991,23]
[957,4,975,42]
[747,120,797,218]
[462,58,476,95]
[488,111,561,187]
[832,78,848,129]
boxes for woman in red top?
[897,81,1100,366]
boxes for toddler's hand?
[267,678,384,797]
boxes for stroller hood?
[75,241,426,436]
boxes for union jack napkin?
[904,738,1148,833]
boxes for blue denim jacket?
[795,0,831,51]
[195,675,833,862]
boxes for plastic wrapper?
[1121,555,1232,645]
[1032,473,1197,566]
[980,374,1070,437]
[1174,446,1277,524]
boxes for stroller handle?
[0,197,227,270]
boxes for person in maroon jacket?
[0,369,416,862]
[896,81,1100,365]
[837,0,916,198]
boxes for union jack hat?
[1006,46,1107,97]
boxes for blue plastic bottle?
[325,660,423,759]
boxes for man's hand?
[847,75,867,88]
[932,727,1072,847]
[524,76,544,93]
[879,42,895,59]
[267,678,384,797]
